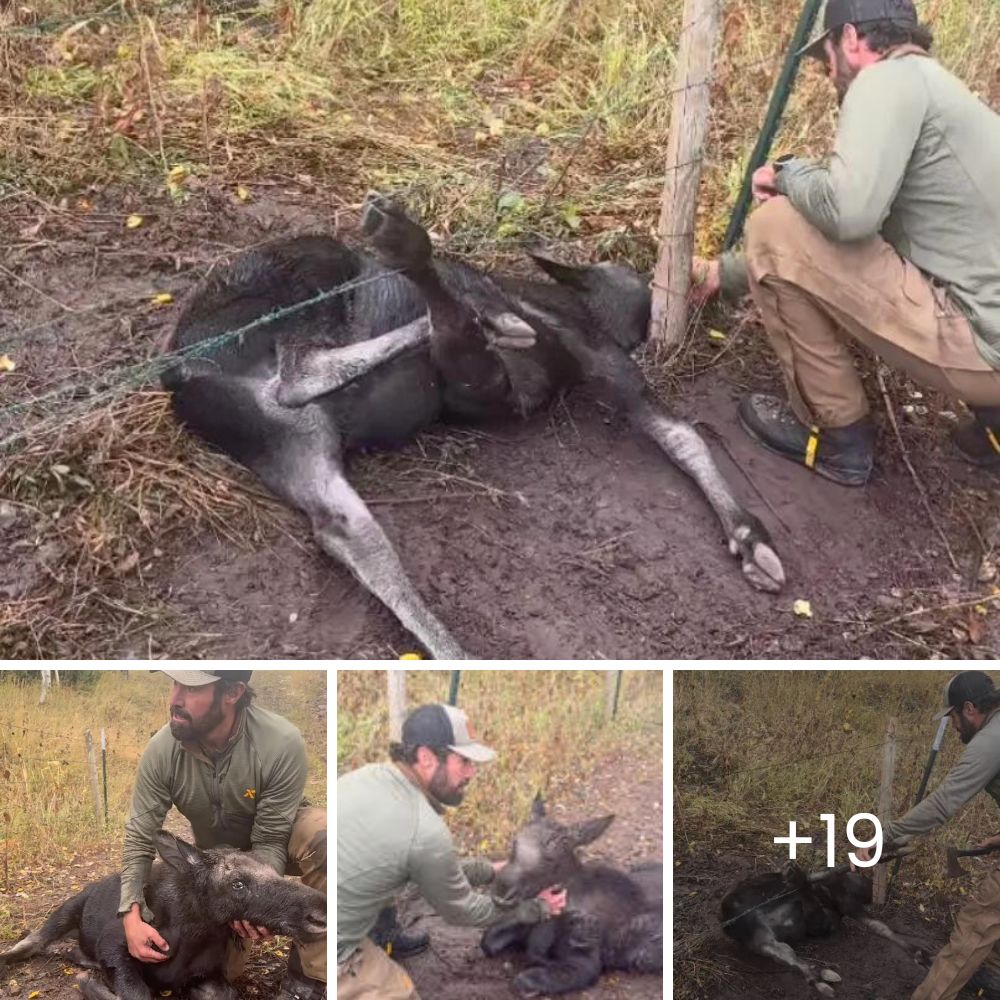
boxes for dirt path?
[398,751,663,999]
[3,188,997,658]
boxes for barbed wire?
[0,0,808,450]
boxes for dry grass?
[337,669,662,855]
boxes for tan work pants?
[223,804,328,983]
[911,868,1000,1000]
[336,937,422,1000]
[744,196,1000,428]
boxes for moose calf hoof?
[512,968,549,998]
[361,193,433,271]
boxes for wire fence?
[0,0,797,455]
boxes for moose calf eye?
[231,880,245,890]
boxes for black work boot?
[276,949,326,1000]
[369,905,430,958]
[738,393,875,487]
[951,405,1000,468]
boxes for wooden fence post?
[648,0,722,353]
[388,671,407,742]
[873,717,896,905]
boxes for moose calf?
[0,831,326,1000]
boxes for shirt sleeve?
[410,829,544,928]
[719,250,750,302]
[886,736,1000,841]
[774,61,928,242]
[251,732,308,875]
[118,739,173,918]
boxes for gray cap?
[796,0,919,60]
[402,704,497,763]
[158,669,253,686]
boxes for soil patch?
[672,851,993,1000]
[3,187,997,658]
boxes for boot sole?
[738,412,871,488]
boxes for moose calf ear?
[155,830,203,870]
[570,814,615,846]
[528,254,590,289]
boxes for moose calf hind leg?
[752,929,841,997]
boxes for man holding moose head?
[337,702,566,1000]
[854,671,1000,999]
[119,669,327,1000]
[691,0,1000,487]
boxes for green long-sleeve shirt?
[885,709,1000,842]
[337,763,545,963]
[721,50,1000,369]
[118,704,308,919]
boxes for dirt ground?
[395,751,663,999]
[0,813,300,1000]
[673,851,1000,1000]
[2,186,998,658]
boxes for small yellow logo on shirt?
[243,788,256,799]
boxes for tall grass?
[674,670,996,894]
[338,669,662,855]
[0,669,326,935]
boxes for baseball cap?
[934,670,996,720]
[402,704,496,763]
[158,669,253,686]
[796,0,919,60]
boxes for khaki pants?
[223,804,328,983]
[911,868,1000,1000]
[336,937,421,1000]
[744,196,1000,428]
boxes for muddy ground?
[2,186,998,659]
[396,750,663,999]
[0,813,299,1000]
[673,850,1000,1000]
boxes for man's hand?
[230,920,274,940]
[537,886,567,917]
[849,846,873,871]
[752,164,780,203]
[122,906,170,963]
[689,257,721,308]
[973,834,1000,851]
[491,860,508,873]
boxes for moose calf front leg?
[361,194,510,402]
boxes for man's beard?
[428,763,467,806]
[169,696,225,742]
[957,715,979,744]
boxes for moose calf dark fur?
[161,194,784,659]
[480,795,662,997]
[720,858,930,997]
[0,831,326,1000]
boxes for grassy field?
[337,669,662,854]
[0,667,326,936]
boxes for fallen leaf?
[125,214,144,229]
[236,185,251,202]
[399,652,423,660]
[116,552,140,576]
[0,355,15,373]
[707,328,726,342]
[793,599,813,618]
[152,293,174,306]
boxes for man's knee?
[288,805,327,894]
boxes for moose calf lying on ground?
[162,193,784,659]
[719,845,930,997]
[479,794,662,997]
[0,831,326,1000]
